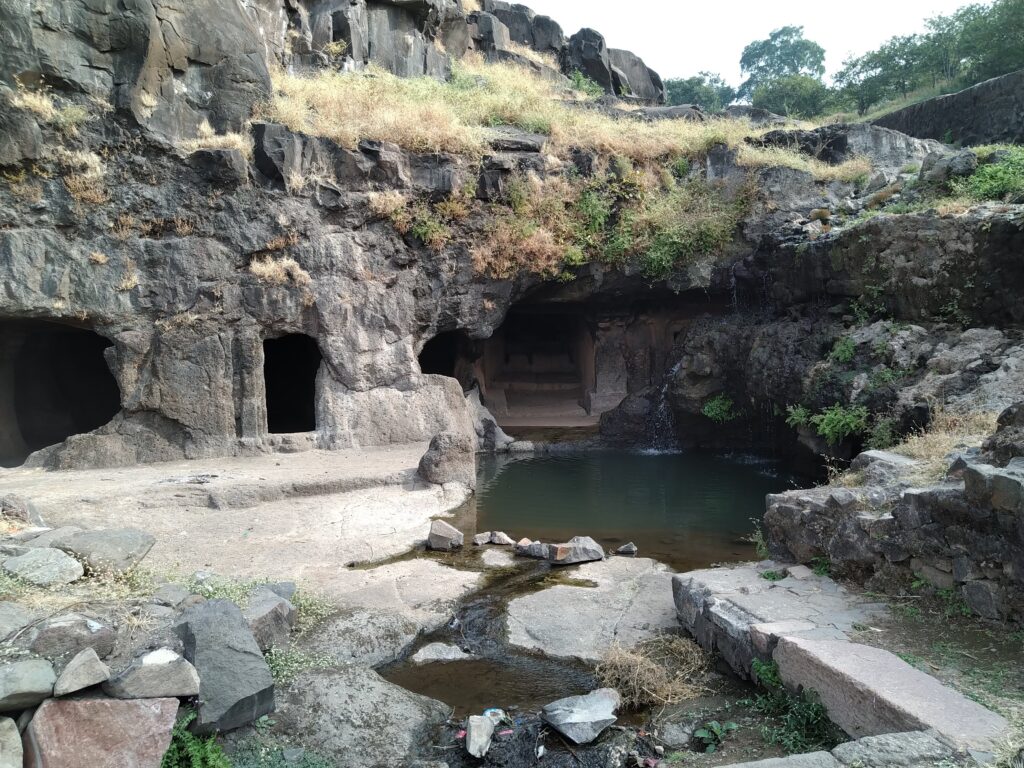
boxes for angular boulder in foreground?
[22,697,178,768]
[173,600,274,734]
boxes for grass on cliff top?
[889,408,998,483]
[260,55,868,181]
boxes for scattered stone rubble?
[0,523,294,765]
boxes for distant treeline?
[665,0,1024,119]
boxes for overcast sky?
[524,0,974,84]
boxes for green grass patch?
[953,146,1024,201]
[161,711,231,768]
[745,660,844,754]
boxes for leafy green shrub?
[829,336,856,364]
[953,147,1024,201]
[746,520,770,559]
[636,180,746,278]
[746,660,842,754]
[785,404,810,429]
[161,711,231,768]
[867,416,898,449]
[811,557,831,577]
[702,393,739,424]
[693,720,738,753]
[569,70,605,99]
[761,570,785,582]
[810,404,869,445]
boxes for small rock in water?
[616,542,638,556]
[541,687,620,744]
[516,540,550,559]
[490,531,515,546]
[426,520,463,551]
[466,714,495,757]
[472,532,491,546]
[410,643,472,664]
[548,536,605,566]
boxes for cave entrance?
[417,330,479,391]
[0,320,121,467]
[481,306,601,428]
[263,334,322,434]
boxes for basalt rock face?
[1,0,273,143]
[873,69,1024,146]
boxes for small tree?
[752,75,829,118]
[664,72,736,111]
[739,26,825,100]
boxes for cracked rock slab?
[505,557,676,661]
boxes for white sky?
[523,0,974,84]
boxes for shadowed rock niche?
[0,321,121,467]
[263,334,322,434]
[420,301,690,433]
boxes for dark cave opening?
[0,320,121,467]
[263,334,322,434]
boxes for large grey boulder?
[426,519,464,551]
[243,586,297,652]
[540,688,620,745]
[103,648,200,699]
[274,667,450,766]
[21,527,82,549]
[2,548,82,587]
[417,432,476,489]
[548,535,604,565]
[58,528,155,573]
[173,600,274,734]
[53,647,111,696]
[563,29,613,94]
[0,659,55,711]
[608,49,665,104]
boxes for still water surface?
[471,451,799,571]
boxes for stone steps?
[672,562,1010,754]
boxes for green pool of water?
[469,450,800,572]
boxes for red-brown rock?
[22,697,178,768]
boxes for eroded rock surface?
[506,557,676,660]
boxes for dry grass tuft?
[64,174,108,205]
[891,407,999,483]
[505,41,560,70]
[11,87,90,134]
[260,56,852,180]
[249,256,312,286]
[461,0,482,11]
[117,260,139,292]
[89,251,108,265]
[737,145,871,183]
[178,119,254,161]
[596,634,710,709]
[368,190,410,219]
